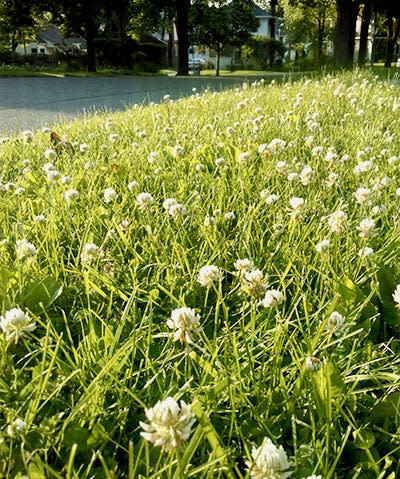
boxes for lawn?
[0,71,399,478]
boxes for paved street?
[0,75,245,134]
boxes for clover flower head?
[262,289,284,308]
[315,239,330,253]
[16,239,36,260]
[234,258,254,274]
[358,218,375,240]
[326,311,346,335]
[104,187,118,203]
[163,198,178,211]
[80,242,103,265]
[358,246,374,259]
[136,192,154,211]
[7,418,27,437]
[168,203,188,218]
[140,397,196,453]
[392,284,400,307]
[246,436,292,479]
[303,475,322,479]
[305,356,323,372]
[198,265,222,287]
[265,194,279,205]
[0,308,36,343]
[242,269,268,297]
[327,210,348,233]
[127,180,139,192]
[353,187,371,205]
[167,307,201,344]
[299,166,315,185]
[65,189,79,203]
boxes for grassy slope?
[0,72,399,478]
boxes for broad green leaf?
[353,429,376,450]
[23,276,63,312]
[63,422,90,451]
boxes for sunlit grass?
[0,71,399,478]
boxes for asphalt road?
[0,75,245,134]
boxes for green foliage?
[242,34,285,69]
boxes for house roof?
[36,25,64,44]
[254,6,271,17]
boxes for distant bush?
[242,35,285,69]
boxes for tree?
[378,0,400,67]
[281,0,335,66]
[0,0,35,52]
[333,0,360,67]
[190,0,258,76]
[358,0,372,66]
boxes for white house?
[16,26,86,56]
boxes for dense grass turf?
[0,72,399,478]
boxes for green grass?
[0,71,399,478]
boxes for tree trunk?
[334,0,358,67]
[216,43,220,76]
[358,0,371,67]
[83,2,97,72]
[269,0,277,67]
[175,0,189,76]
[385,17,400,67]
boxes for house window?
[39,48,45,54]
[31,48,38,54]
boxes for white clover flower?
[16,239,36,260]
[238,152,252,166]
[163,198,178,211]
[265,194,279,205]
[246,436,292,479]
[354,160,373,175]
[35,214,46,223]
[61,175,73,185]
[119,219,130,232]
[195,163,205,172]
[47,169,60,182]
[392,284,400,307]
[358,218,375,240]
[241,269,268,297]
[287,172,299,182]
[234,258,254,274]
[305,356,323,372]
[311,146,323,157]
[167,307,201,344]
[168,203,188,218]
[224,211,235,221]
[103,187,118,204]
[172,145,184,158]
[326,311,346,335]
[315,239,330,253]
[204,215,216,227]
[299,166,315,185]
[276,161,288,175]
[108,133,119,142]
[80,242,103,265]
[198,265,223,287]
[353,187,371,205]
[148,151,160,164]
[327,210,348,233]
[136,192,154,211]
[358,246,374,259]
[44,148,56,160]
[289,197,305,219]
[268,138,286,154]
[140,397,196,453]
[262,289,284,308]
[303,475,322,479]
[215,157,226,168]
[0,308,36,343]
[64,189,79,203]
[7,418,27,437]
[79,143,89,153]
[127,180,139,192]
[325,172,338,188]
